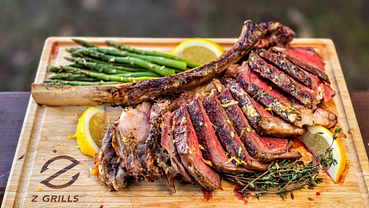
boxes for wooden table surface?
[1,91,368,205]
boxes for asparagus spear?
[43,80,121,86]
[91,47,187,70]
[78,48,176,76]
[68,52,147,70]
[65,57,150,73]
[106,40,202,68]
[49,73,100,81]
[49,66,158,83]
[72,39,97,48]
[112,72,161,77]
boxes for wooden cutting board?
[2,38,369,207]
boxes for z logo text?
[40,155,80,189]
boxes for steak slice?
[258,48,335,101]
[113,102,152,182]
[256,48,321,90]
[277,47,330,83]
[188,97,252,174]
[236,70,301,124]
[215,85,301,162]
[236,65,337,128]
[160,111,194,192]
[93,126,129,191]
[145,98,176,182]
[31,20,266,107]
[221,77,305,137]
[203,91,269,171]
[173,104,222,190]
[249,51,319,109]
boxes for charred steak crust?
[237,69,301,123]
[145,98,176,181]
[221,77,305,137]
[93,126,129,191]
[256,48,320,89]
[280,47,330,83]
[248,51,318,109]
[216,86,300,162]
[256,21,295,48]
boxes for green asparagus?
[49,66,158,83]
[49,73,100,81]
[65,57,150,73]
[106,40,202,68]
[43,80,122,86]
[72,39,97,48]
[91,47,187,70]
[78,48,176,76]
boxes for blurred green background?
[1,0,369,91]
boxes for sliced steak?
[203,91,269,171]
[216,85,301,162]
[188,97,252,174]
[160,111,194,192]
[236,70,301,124]
[93,126,129,191]
[237,67,337,128]
[277,47,330,83]
[249,51,320,109]
[283,47,326,72]
[113,102,152,182]
[256,48,321,90]
[173,104,222,190]
[221,77,305,137]
[145,98,176,182]
[258,48,335,101]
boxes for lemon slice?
[299,125,346,182]
[170,38,224,64]
[76,106,106,157]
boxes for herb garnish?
[224,128,342,200]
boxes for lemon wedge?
[299,125,346,182]
[76,106,106,157]
[170,38,224,64]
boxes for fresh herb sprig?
[224,128,342,200]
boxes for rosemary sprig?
[224,128,342,200]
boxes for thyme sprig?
[224,128,342,200]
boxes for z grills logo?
[40,155,80,189]
[31,156,81,203]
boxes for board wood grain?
[2,38,369,208]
